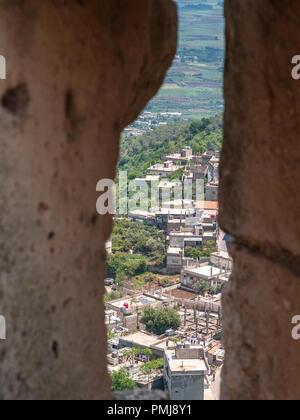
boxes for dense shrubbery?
[106,220,168,287]
[106,253,147,285]
[110,369,137,392]
[141,307,181,336]
[119,114,222,180]
[104,290,125,303]
[131,273,156,291]
[112,219,165,261]
[140,358,164,375]
[192,279,210,296]
[193,280,225,296]
[185,241,217,260]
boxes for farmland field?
[146,0,224,120]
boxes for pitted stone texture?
[222,243,300,400]
[220,0,300,259]
[0,0,177,400]
[221,0,300,400]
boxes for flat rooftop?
[146,175,160,181]
[170,231,200,237]
[121,332,161,348]
[162,200,194,209]
[166,350,208,373]
[203,232,215,238]
[148,163,183,172]
[168,219,185,224]
[164,153,192,160]
[195,201,219,211]
[110,295,157,309]
[159,181,182,188]
[187,266,222,278]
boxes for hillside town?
[123,111,184,137]
[106,145,231,400]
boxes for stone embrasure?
[221,0,300,400]
[0,0,177,400]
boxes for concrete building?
[181,265,231,290]
[166,247,184,274]
[164,147,194,165]
[210,251,233,272]
[166,228,203,274]
[119,331,174,359]
[206,181,219,202]
[167,218,186,235]
[155,208,195,231]
[168,229,203,250]
[128,210,156,225]
[164,345,209,400]
[158,180,183,201]
[208,158,219,183]
[147,161,184,178]
[192,164,209,181]
[106,294,162,332]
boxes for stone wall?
[220,0,300,400]
[0,0,177,400]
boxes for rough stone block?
[222,243,300,400]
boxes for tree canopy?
[192,279,210,296]
[119,114,222,180]
[111,219,165,261]
[110,368,137,392]
[185,241,217,260]
[140,307,181,336]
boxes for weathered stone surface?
[222,243,300,400]
[0,0,177,400]
[220,0,300,259]
[221,0,300,400]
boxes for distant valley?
[146,0,224,120]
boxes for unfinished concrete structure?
[0,0,177,400]
[164,346,209,401]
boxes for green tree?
[141,307,181,335]
[121,347,153,365]
[185,241,217,260]
[110,368,137,392]
[208,281,226,296]
[193,280,209,296]
[118,115,222,180]
[106,252,148,286]
[107,329,116,340]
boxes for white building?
[147,161,184,178]
[181,264,231,290]
[206,181,219,202]
[164,345,209,401]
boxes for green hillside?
[119,114,222,180]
